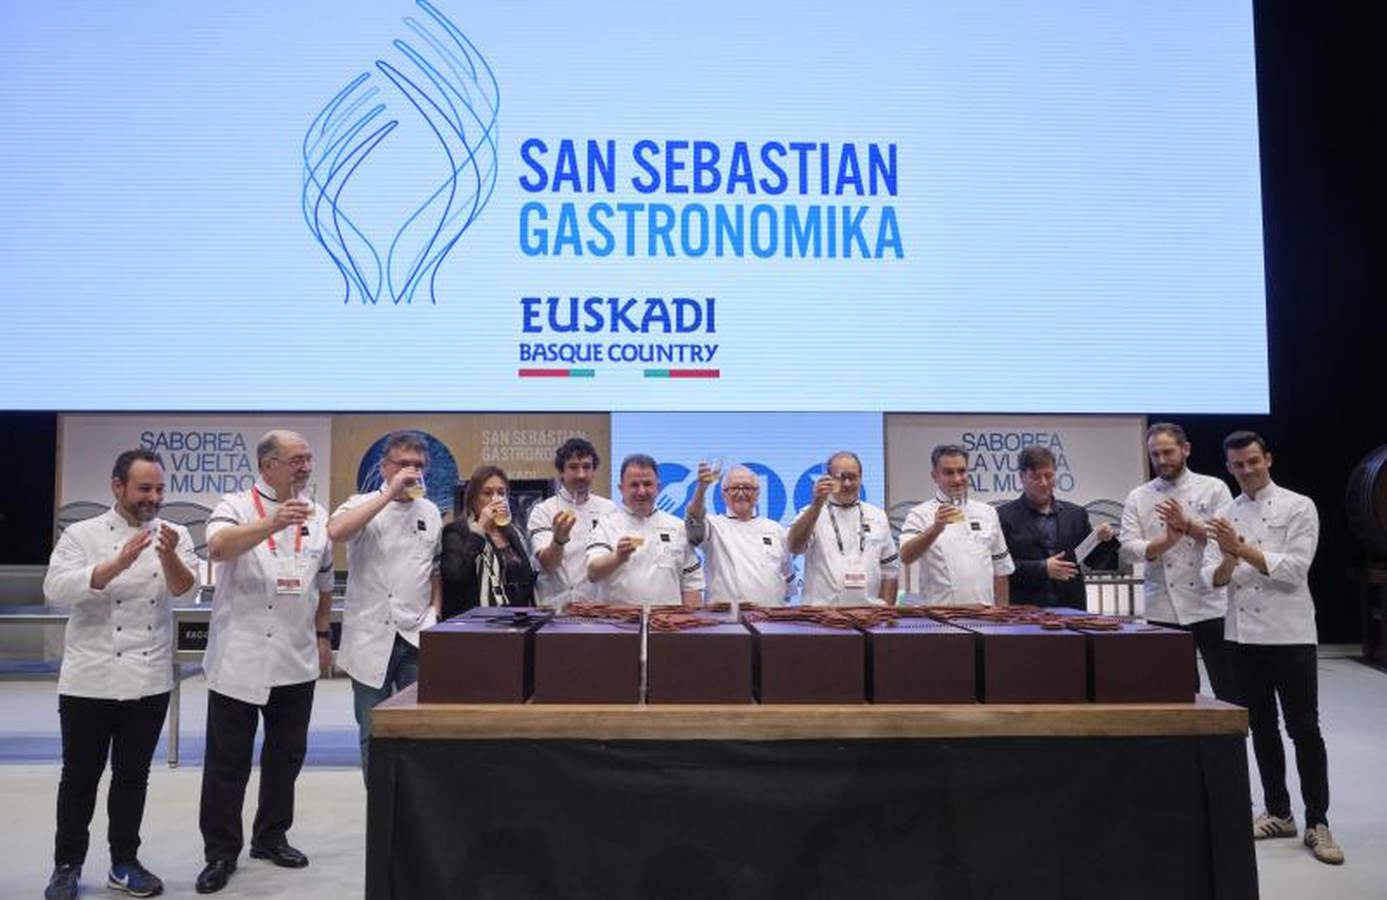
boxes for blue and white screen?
[610,411,886,596]
[0,1,1267,412]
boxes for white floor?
[0,656,1383,899]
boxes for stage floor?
[0,657,1382,899]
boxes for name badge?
[843,562,868,591]
[275,557,305,595]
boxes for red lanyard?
[250,487,303,555]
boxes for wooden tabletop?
[372,684,1246,740]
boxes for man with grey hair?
[195,430,333,893]
[327,431,441,777]
[1119,421,1233,700]
[586,453,703,606]
[685,462,794,607]
[788,450,898,605]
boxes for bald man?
[195,430,333,893]
[686,463,794,607]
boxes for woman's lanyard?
[250,487,303,556]
[827,503,866,555]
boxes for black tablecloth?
[367,734,1256,899]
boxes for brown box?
[957,622,1087,703]
[532,619,641,703]
[1080,623,1196,703]
[746,620,865,704]
[864,620,977,703]
[647,623,753,704]
[418,618,535,703]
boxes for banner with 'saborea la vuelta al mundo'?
[56,415,334,564]
[885,414,1147,522]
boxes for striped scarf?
[470,518,511,607]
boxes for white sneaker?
[1304,824,1345,865]
[1252,811,1297,839]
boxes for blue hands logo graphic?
[650,461,795,522]
[654,463,698,517]
[303,0,498,305]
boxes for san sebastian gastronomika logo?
[302,0,498,305]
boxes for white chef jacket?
[689,513,794,606]
[203,481,334,705]
[1200,482,1319,645]
[1120,469,1232,625]
[527,488,618,607]
[585,506,704,606]
[899,496,1014,606]
[332,490,442,689]
[43,507,200,700]
[796,500,899,605]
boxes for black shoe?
[194,859,236,894]
[249,842,309,868]
[44,864,80,900]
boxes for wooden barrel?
[1345,445,1387,556]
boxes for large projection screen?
[0,0,1267,413]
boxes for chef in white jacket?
[195,430,333,893]
[1201,430,1343,865]
[42,449,199,900]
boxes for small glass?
[406,469,427,500]
[942,491,966,524]
[493,497,511,528]
[700,456,726,484]
[303,482,318,520]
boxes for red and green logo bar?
[517,368,595,378]
[516,368,719,379]
[644,369,720,379]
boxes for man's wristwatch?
[316,630,331,640]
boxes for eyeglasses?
[724,485,758,494]
[828,471,860,483]
[383,456,427,471]
[270,454,313,468]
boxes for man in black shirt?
[997,446,1117,608]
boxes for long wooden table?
[368,687,1256,900]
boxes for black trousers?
[199,681,315,861]
[1228,642,1330,826]
[1149,616,1233,701]
[54,692,169,866]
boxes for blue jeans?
[351,634,419,778]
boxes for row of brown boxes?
[418,606,1195,705]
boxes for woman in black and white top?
[440,465,536,618]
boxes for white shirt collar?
[254,478,289,503]
[103,505,140,529]
[1239,479,1279,503]
[558,484,592,505]
[1158,468,1191,490]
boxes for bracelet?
[316,630,331,640]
